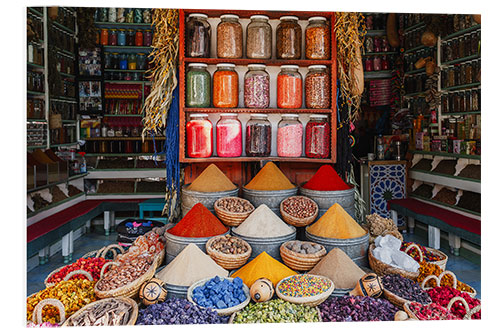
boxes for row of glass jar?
[441,60,481,89]
[95,8,152,24]
[186,113,331,159]
[440,14,477,38]
[441,31,480,63]
[50,100,77,120]
[49,25,74,53]
[407,97,429,117]
[363,55,394,72]
[364,13,387,31]
[28,71,45,92]
[441,89,481,114]
[104,53,149,70]
[27,99,45,119]
[186,13,330,60]
[27,43,44,66]
[186,63,330,109]
[99,28,153,47]
[84,139,161,154]
[404,73,428,94]
[53,7,76,30]
[56,54,75,75]
[104,71,146,81]
[364,35,393,54]
[403,47,435,72]
[401,13,424,30]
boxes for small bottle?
[376,135,385,160]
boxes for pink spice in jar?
[277,117,303,157]
[216,113,242,157]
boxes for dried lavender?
[382,274,432,304]
[319,296,398,322]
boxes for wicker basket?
[403,296,480,320]
[186,277,251,316]
[279,196,319,227]
[31,298,66,326]
[275,274,334,307]
[62,297,138,326]
[214,197,255,227]
[367,244,419,280]
[421,270,477,298]
[279,241,326,271]
[229,305,322,323]
[403,243,448,271]
[82,244,125,260]
[205,235,252,270]
[382,287,431,309]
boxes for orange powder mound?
[187,164,237,192]
[167,203,228,238]
[244,162,295,191]
[230,251,297,287]
[307,203,367,239]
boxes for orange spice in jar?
[213,63,239,108]
[305,16,330,60]
[100,28,109,45]
[277,65,302,109]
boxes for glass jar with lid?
[305,16,330,60]
[305,114,330,158]
[305,65,330,109]
[108,29,117,46]
[277,65,303,109]
[216,113,242,157]
[119,54,128,70]
[217,14,243,58]
[117,29,126,46]
[128,54,137,70]
[246,15,272,59]
[213,63,238,108]
[244,64,270,108]
[186,13,211,58]
[276,16,301,59]
[135,29,143,46]
[277,114,303,157]
[458,36,465,59]
[245,114,271,157]
[100,28,109,45]
[111,52,119,69]
[186,113,213,158]
[127,29,135,46]
[144,30,153,46]
[137,53,147,70]
[186,63,211,108]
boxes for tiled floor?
[27,228,481,299]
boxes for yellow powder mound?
[230,251,297,287]
[187,164,237,192]
[307,203,367,239]
[244,162,295,191]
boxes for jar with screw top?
[277,114,303,157]
[128,54,137,70]
[186,63,211,108]
[137,53,147,70]
[186,113,213,158]
[246,15,272,59]
[117,29,126,46]
[216,113,242,157]
[244,64,270,108]
[277,65,303,109]
[186,13,211,58]
[127,29,135,46]
[213,63,239,108]
[245,114,272,157]
[305,114,330,158]
[144,30,153,46]
[305,65,330,109]
[458,36,465,59]
[101,28,109,45]
[135,29,143,46]
[217,14,243,59]
[305,16,330,60]
[276,16,302,60]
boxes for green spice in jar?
[186,63,211,107]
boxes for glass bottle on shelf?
[276,16,301,60]
[277,114,303,157]
[117,29,126,46]
[101,28,109,45]
[144,29,153,46]
[246,15,272,59]
[186,63,211,108]
[277,65,302,109]
[245,114,271,157]
[216,14,243,59]
[127,29,135,46]
[128,54,137,70]
[373,55,381,71]
[213,63,238,108]
[186,113,213,158]
[137,53,147,70]
[305,16,330,60]
[119,54,128,70]
[185,13,211,58]
[305,114,330,158]
[135,29,143,46]
[244,64,270,108]
[216,113,242,157]
[108,29,117,46]
[305,65,330,109]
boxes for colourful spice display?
[244,162,295,191]
[417,262,475,293]
[216,114,242,157]
[319,296,398,322]
[400,241,442,262]
[167,203,228,238]
[307,203,367,239]
[46,257,109,284]
[213,65,239,108]
[187,164,237,192]
[302,165,352,191]
[309,248,365,289]
[277,274,331,298]
[407,302,459,320]
[427,286,481,319]
[232,299,319,323]
[305,115,330,158]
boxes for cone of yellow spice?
[307,203,367,239]
[187,164,237,192]
[244,162,295,191]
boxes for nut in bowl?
[280,196,319,227]
[276,274,334,306]
[206,234,252,270]
[280,240,326,271]
[214,197,255,227]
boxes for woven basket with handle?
[205,235,252,270]
[382,287,431,309]
[404,243,448,271]
[31,298,66,326]
[279,196,318,227]
[275,274,334,307]
[421,270,477,298]
[214,197,255,227]
[62,297,139,326]
[279,241,326,271]
[446,296,481,320]
[82,244,125,260]
[367,243,419,280]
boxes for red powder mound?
[302,165,352,191]
[167,203,228,237]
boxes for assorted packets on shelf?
[368,79,392,107]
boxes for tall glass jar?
[244,64,270,108]
[213,63,238,108]
[186,13,211,58]
[186,63,211,108]
[217,14,243,59]
[126,29,135,46]
[245,114,271,157]
[109,29,117,46]
[135,29,143,46]
[305,114,330,158]
[277,65,302,109]
[108,8,117,22]
[144,30,153,46]
[216,113,242,157]
[305,65,330,109]
[117,29,126,46]
[100,29,109,45]
[276,16,301,59]
[305,16,330,60]
[246,15,272,59]
[128,54,137,70]
[119,54,128,70]
[137,53,147,70]
[277,114,303,157]
[186,113,213,158]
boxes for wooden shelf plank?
[183,57,331,67]
[180,156,334,163]
[183,108,332,114]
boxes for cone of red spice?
[302,165,352,191]
[167,203,228,238]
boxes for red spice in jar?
[302,165,352,191]
[167,203,228,238]
[305,115,330,158]
[277,66,302,109]
[186,114,213,158]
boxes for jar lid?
[219,113,238,117]
[248,64,266,69]
[280,64,299,70]
[190,113,209,118]
[308,65,327,70]
[220,14,239,20]
[188,13,208,19]
[310,114,328,119]
[250,15,269,20]
[250,113,268,118]
[216,63,236,68]
[282,113,299,118]
[280,15,299,21]
[188,63,208,68]
[308,16,327,21]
